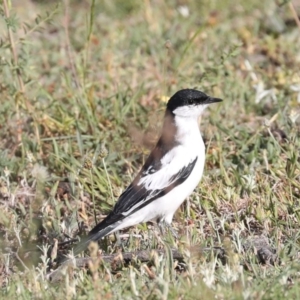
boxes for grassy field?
[0,0,300,298]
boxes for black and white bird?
[75,89,222,254]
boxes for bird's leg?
[166,223,178,239]
[114,231,122,246]
[157,219,178,240]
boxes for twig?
[14,250,29,271]
[17,8,59,45]
[102,158,114,203]
[3,0,23,143]
[90,169,98,224]
[288,1,300,31]
[83,0,96,86]
[3,0,41,148]
[46,235,278,283]
[63,0,81,89]
[58,238,79,247]
[3,0,25,94]
[47,247,225,283]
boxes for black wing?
[86,156,197,240]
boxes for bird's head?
[166,89,222,118]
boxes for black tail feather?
[73,222,120,256]
[71,212,125,256]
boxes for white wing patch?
[138,145,192,190]
[120,146,198,217]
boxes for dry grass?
[0,0,299,298]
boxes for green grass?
[0,0,300,298]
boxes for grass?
[0,0,300,298]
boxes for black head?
[166,89,222,112]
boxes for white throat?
[172,104,208,118]
[173,114,203,147]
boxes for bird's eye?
[188,99,194,105]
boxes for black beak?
[205,96,223,104]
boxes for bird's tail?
[72,215,123,256]
[72,225,114,255]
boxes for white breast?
[157,115,205,223]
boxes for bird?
[74,89,222,255]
